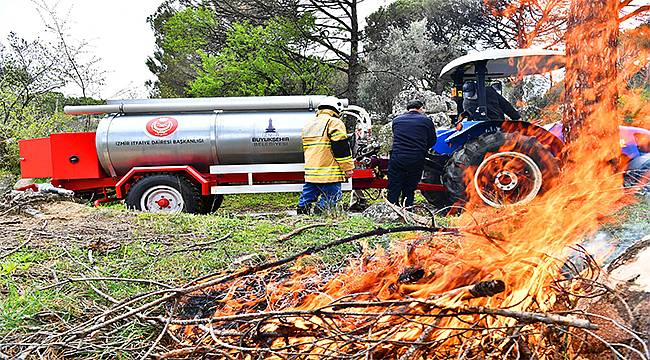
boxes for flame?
[483,0,570,48]
[168,2,649,358]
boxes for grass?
[0,203,389,337]
[220,192,299,212]
[134,210,381,265]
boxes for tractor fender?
[445,121,564,156]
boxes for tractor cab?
[439,48,565,123]
[432,49,567,157]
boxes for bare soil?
[1,199,137,252]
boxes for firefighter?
[462,81,521,121]
[297,98,354,214]
[388,99,437,207]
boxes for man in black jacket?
[387,100,437,206]
[462,81,521,121]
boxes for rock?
[632,297,650,336]
[377,123,393,157]
[430,112,452,129]
[2,188,78,218]
[444,96,458,113]
[373,89,455,156]
[575,293,636,355]
[375,111,451,157]
[391,89,451,115]
[612,238,650,349]
[362,203,403,224]
[608,236,650,293]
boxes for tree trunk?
[563,0,619,144]
[347,0,360,104]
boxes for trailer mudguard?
[114,165,212,198]
[435,120,564,156]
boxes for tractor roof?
[440,48,565,80]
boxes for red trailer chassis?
[19,132,444,209]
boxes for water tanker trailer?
[18,95,443,213]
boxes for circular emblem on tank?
[146,117,178,137]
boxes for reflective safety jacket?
[302,109,354,183]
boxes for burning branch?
[151,277,600,359]
[61,225,448,340]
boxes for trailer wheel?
[202,195,224,213]
[443,131,560,208]
[126,174,202,214]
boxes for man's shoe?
[296,204,311,215]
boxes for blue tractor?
[418,49,650,209]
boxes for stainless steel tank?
[67,96,349,177]
[95,111,313,176]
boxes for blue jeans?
[298,183,342,211]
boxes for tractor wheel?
[421,158,454,211]
[201,194,225,213]
[442,131,560,208]
[126,174,203,214]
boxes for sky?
[0,0,394,99]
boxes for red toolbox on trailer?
[19,132,104,180]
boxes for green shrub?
[0,91,97,174]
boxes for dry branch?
[170,232,233,253]
[150,280,505,326]
[277,222,330,242]
[140,302,176,360]
[0,233,32,260]
[151,279,596,332]
[2,212,613,359]
[384,199,432,226]
[329,280,507,310]
[153,346,214,359]
[459,306,599,330]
